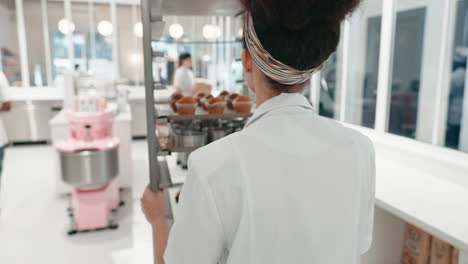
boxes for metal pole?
[141,0,163,192]
[41,0,53,86]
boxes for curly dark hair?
[241,0,361,88]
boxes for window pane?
[24,0,48,87]
[319,52,340,119]
[388,7,426,138]
[344,0,382,128]
[446,0,468,152]
[71,2,91,74]
[0,0,22,86]
[47,1,67,81]
[154,16,244,93]
[89,3,113,81]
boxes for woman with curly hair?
[142,0,375,263]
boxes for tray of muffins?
[156,90,254,123]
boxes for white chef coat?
[165,93,375,264]
[0,72,9,147]
[173,67,194,96]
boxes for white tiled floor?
[0,140,155,264]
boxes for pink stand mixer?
[56,96,122,235]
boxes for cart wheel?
[182,165,188,170]
[119,201,125,207]
[67,230,78,236]
[109,224,119,230]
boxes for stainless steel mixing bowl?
[59,147,119,189]
[209,128,228,142]
[174,130,208,148]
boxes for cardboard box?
[401,224,432,264]
[451,248,459,264]
[430,238,452,264]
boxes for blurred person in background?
[173,53,194,96]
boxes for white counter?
[350,124,468,260]
[376,159,468,252]
[4,87,64,101]
[3,86,172,103]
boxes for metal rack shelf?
[141,0,245,191]
[155,105,252,123]
[158,146,201,156]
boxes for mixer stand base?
[66,200,125,236]
[67,224,120,236]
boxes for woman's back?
[164,93,375,264]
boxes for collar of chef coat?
[244,93,314,128]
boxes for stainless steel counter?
[1,100,63,143]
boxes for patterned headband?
[244,12,320,86]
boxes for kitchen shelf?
[158,146,200,156]
[157,112,252,122]
[156,105,252,123]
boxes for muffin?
[195,93,207,106]
[207,97,227,114]
[227,93,239,110]
[219,90,230,100]
[176,96,197,115]
[233,95,253,113]
[170,92,183,112]
[201,95,214,110]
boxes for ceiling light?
[58,18,75,35]
[97,20,113,36]
[203,24,221,40]
[169,24,184,39]
[238,28,243,38]
[129,53,142,65]
[202,55,211,62]
[134,22,143,38]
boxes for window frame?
[312,0,468,157]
